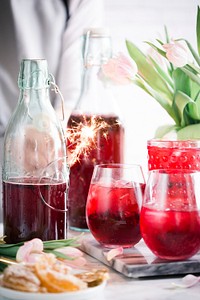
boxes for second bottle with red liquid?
[67,28,125,231]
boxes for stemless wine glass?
[140,169,200,261]
[86,163,146,248]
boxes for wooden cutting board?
[80,235,200,278]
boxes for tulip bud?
[163,40,189,67]
[101,52,138,85]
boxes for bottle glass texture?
[2,59,68,243]
[67,28,125,231]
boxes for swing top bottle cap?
[18,59,51,90]
[83,27,110,37]
[83,28,112,66]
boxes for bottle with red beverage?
[67,28,125,231]
[2,59,68,243]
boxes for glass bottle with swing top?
[67,28,125,231]
[2,59,68,243]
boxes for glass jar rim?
[94,163,142,169]
[148,168,200,175]
[147,139,200,149]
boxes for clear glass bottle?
[67,28,125,231]
[2,59,68,243]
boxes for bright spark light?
[66,115,109,166]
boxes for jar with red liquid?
[147,139,200,171]
[2,59,68,243]
[67,28,125,231]
[140,169,200,260]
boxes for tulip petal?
[101,52,137,85]
[16,238,43,263]
[55,246,84,258]
[105,247,124,261]
[29,238,44,253]
[55,247,87,268]
[24,253,44,264]
[163,40,189,67]
[62,257,87,268]
[172,274,200,288]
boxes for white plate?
[0,276,107,300]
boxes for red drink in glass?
[141,169,200,260]
[140,206,200,260]
[86,181,145,248]
[3,177,67,243]
[67,114,124,230]
[147,140,200,171]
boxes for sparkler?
[66,115,110,166]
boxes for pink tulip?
[101,53,138,85]
[163,40,189,67]
[16,238,87,267]
[16,238,44,263]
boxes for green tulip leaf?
[173,68,191,96]
[145,41,166,57]
[177,123,200,140]
[186,63,200,75]
[186,101,200,120]
[190,80,200,100]
[135,77,178,123]
[173,91,194,127]
[148,56,174,88]
[182,66,200,85]
[154,124,179,139]
[197,5,200,55]
[182,39,200,66]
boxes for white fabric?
[0,0,104,134]
[0,0,104,221]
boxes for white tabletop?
[84,251,200,300]
[76,232,200,300]
[0,226,200,300]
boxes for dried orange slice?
[2,264,43,293]
[76,269,109,287]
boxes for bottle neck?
[73,30,122,116]
[19,87,50,102]
[18,59,50,90]
[82,65,103,93]
[80,33,112,97]
[18,88,53,114]
[17,59,52,108]
[82,30,112,66]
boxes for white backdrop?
[103,0,199,175]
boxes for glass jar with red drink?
[67,28,125,231]
[147,139,200,171]
[140,169,200,260]
[2,59,68,243]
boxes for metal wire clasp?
[49,74,65,121]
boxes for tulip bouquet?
[102,6,200,140]
[0,236,123,272]
[0,236,86,271]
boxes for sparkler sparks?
[66,115,109,166]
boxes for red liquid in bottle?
[140,206,200,260]
[86,182,145,248]
[3,177,67,243]
[67,114,124,230]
